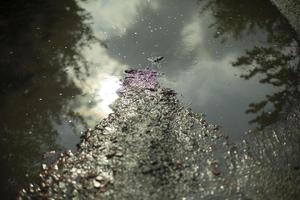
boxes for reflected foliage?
[0,0,96,96]
[201,0,300,128]
[0,0,96,198]
[200,0,296,43]
[233,46,300,128]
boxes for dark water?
[0,0,299,198]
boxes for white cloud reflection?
[159,10,275,139]
[71,0,168,126]
[95,76,121,114]
[181,14,203,52]
[78,0,159,37]
[65,42,126,126]
[66,0,162,127]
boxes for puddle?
[0,0,299,198]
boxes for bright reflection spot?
[79,0,160,37]
[181,14,203,52]
[95,76,121,114]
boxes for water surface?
[0,0,299,198]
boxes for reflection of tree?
[0,0,97,198]
[233,46,300,128]
[200,0,297,43]
[201,0,300,129]
[0,0,98,96]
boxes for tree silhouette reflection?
[233,46,300,128]
[201,0,300,129]
[200,0,297,43]
[0,0,98,198]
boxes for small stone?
[59,182,65,189]
[42,164,47,170]
[95,175,103,181]
[115,151,123,157]
[93,180,101,188]
[66,150,74,157]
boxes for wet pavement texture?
[0,0,299,199]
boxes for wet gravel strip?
[19,69,300,200]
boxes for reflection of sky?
[0,1,296,198]
[70,0,280,140]
[65,39,126,126]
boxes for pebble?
[93,180,101,188]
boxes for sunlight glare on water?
[96,76,121,114]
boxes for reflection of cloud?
[65,42,126,126]
[96,76,121,114]
[161,51,276,139]
[65,0,162,127]
[79,0,159,37]
[66,42,126,91]
[181,14,203,52]
[161,55,238,105]
[70,74,121,127]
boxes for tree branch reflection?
[0,0,101,197]
[201,0,300,129]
